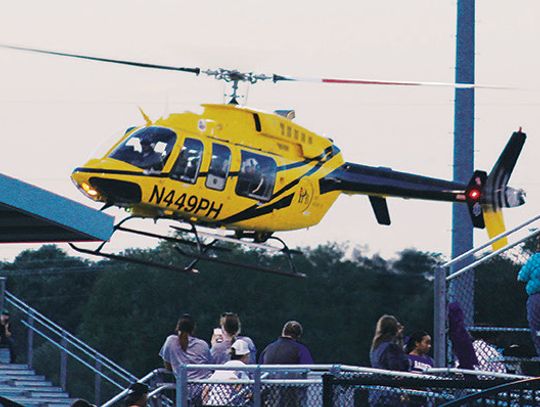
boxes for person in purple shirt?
[259,321,313,407]
[159,314,212,380]
[370,315,409,371]
[405,331,434,373]
[259,320,313,365]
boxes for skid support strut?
[70,216,305,278]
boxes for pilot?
[139,138,163,170]
[140,138,154,157]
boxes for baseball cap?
[231,339,250,356]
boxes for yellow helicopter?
[0,45,528,277]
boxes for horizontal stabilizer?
[368,196,391,225]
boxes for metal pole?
[95,359,102,406]
[27,311,34,368]
[60,333,68,391]
[434,266,447,367]
[0,277,6,312]
[452,0,476,326]
[177,365,188,407]
[253,366,261,407]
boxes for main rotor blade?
[0,44,201,75]
[272,74,506,89]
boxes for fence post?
[322,374,333,407]
[27,311,34,369]
[176,365,188,407]
[253,366,261,407]
[434,265,447,367]
[94,359,102,406]
[60,333,68,391]
[0,277,6,312]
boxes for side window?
[235,151,277,202]
[206,144,231,191]
[170,138,204,183]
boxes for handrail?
[22,320,125,389]
[179,364,529,380]
[102,368,170,407]
[442,214,540,269]
[147,383,175,398]
[5,290,137,383]
[440,376,540,406]
[425,367,528,380]
[447,228,540,281]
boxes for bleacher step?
[0,364,30,370]
[13,380,54,387]
[0,363,73,405]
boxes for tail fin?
[469,130,527,249]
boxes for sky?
[0,0,538,262]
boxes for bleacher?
[0,349,74,406]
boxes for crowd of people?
[156,313,312,406]
[152,311,437,405]
[154,311,513,391]
[158,313,313,378]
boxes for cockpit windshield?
[109,126,177,171]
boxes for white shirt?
[205,360,250,406]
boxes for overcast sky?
[0,0,538,262]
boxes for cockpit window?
[206,143,231,191]
[170,138,204,184]
[236,151,276,201]
[109,126,177,171]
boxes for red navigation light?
[468,189,481,200]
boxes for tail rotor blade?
[484,130,527,209]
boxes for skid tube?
[69,216,305,278]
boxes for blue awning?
[0,173,114,243]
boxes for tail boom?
[319,130,526,232]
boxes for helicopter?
[0,45,528,277]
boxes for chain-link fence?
[183,380,322,406]
[136,364,531,407]
[322,369,527,406]
[434,215,540,373]
[172,365,326,407]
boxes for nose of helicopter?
[71,169,101,200]
[71,166,142,205]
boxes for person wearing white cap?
[203,339,251,405]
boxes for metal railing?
[1,285,138,405]
[433,214,540,367]
[441,376,540,406]
[102,368,174,407]
[125,364,532,407]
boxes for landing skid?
[69,216,305,278]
